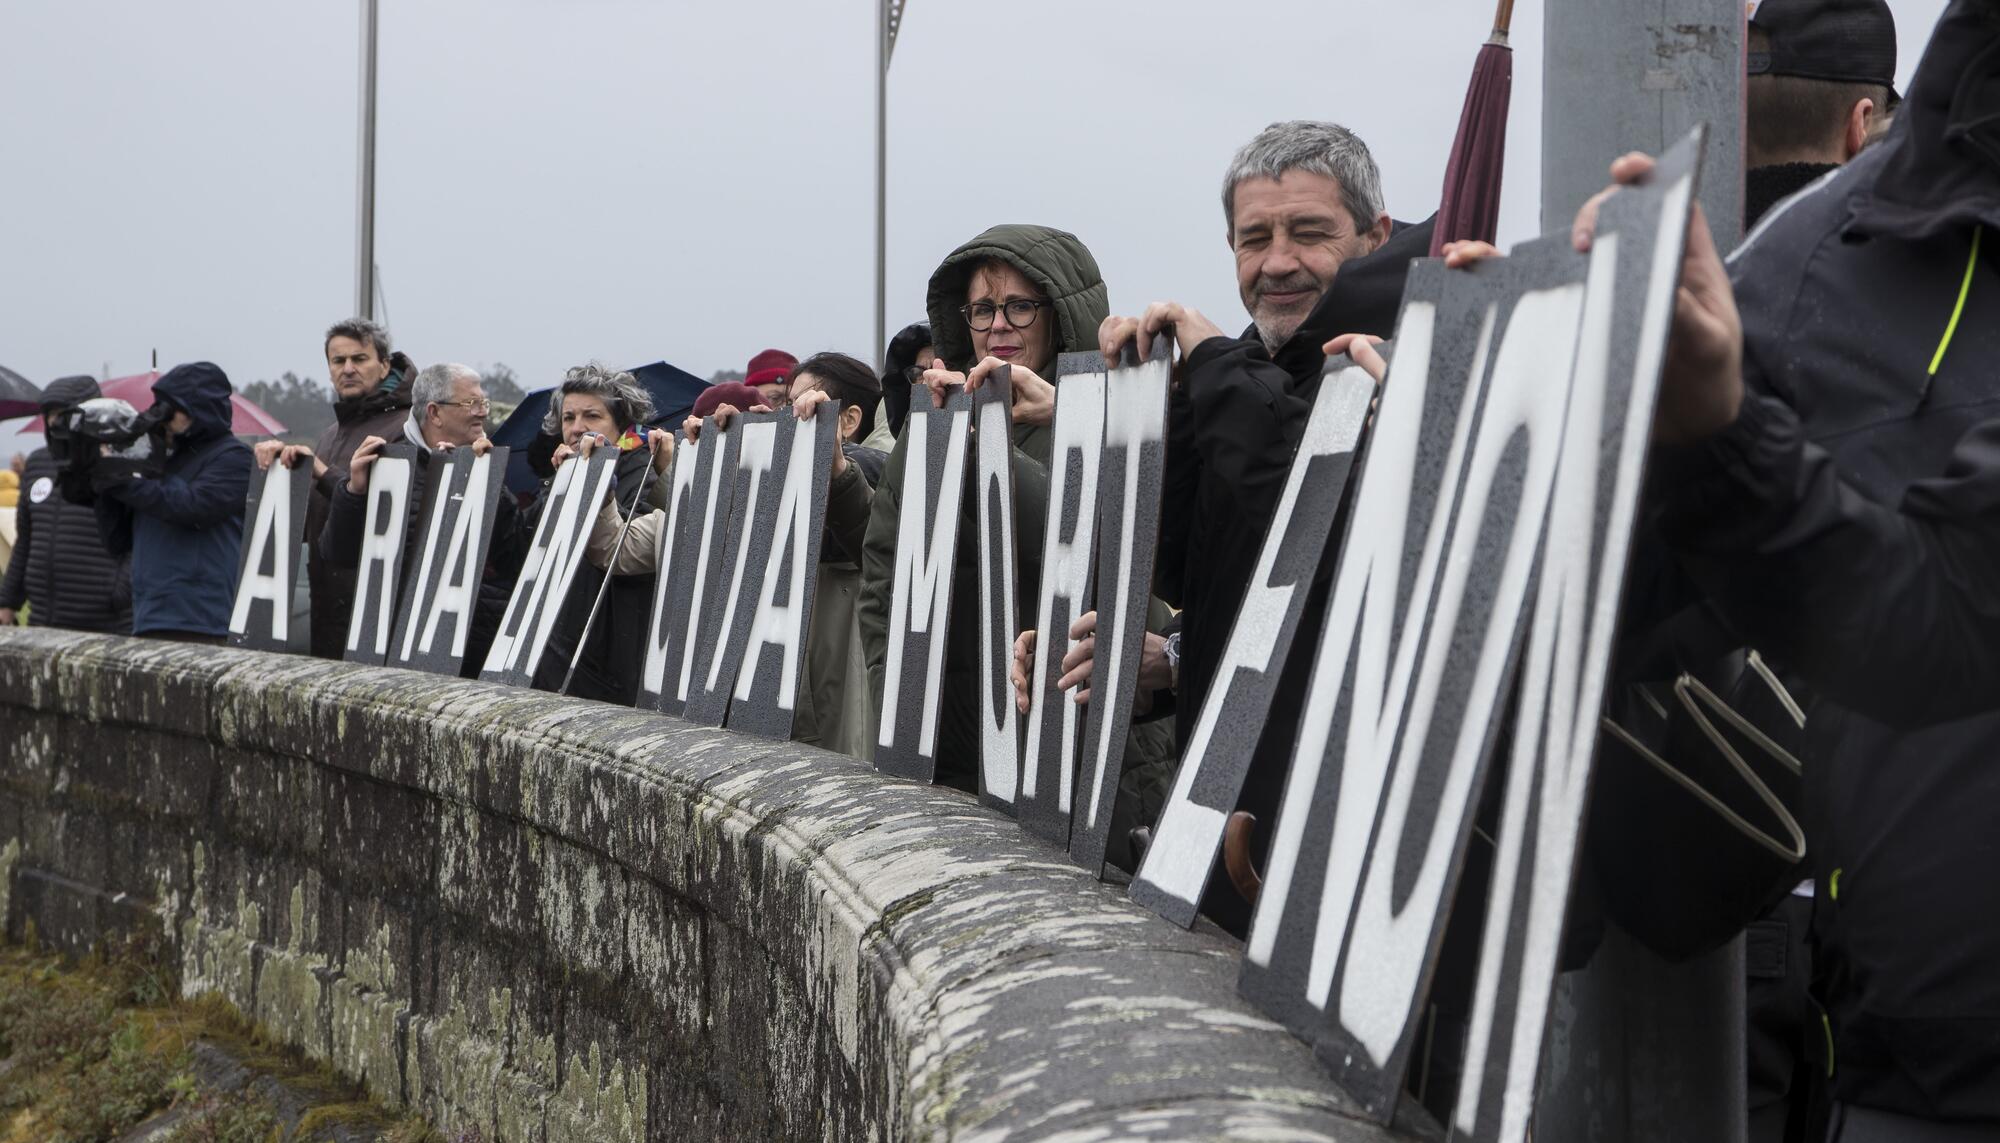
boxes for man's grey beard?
[1251,274,1322,354]
[1255,319,1292,354]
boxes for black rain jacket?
[1158,214,1434,932]
[1651,1,2000,1120]
[0,377,131,632]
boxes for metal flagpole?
[355,0,380,322]
[874,0,909,370]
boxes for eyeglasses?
[434,399,491,414]
[959,298,1047,331]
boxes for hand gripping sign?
[228,459,312,653]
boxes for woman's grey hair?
[411,363,480,411]
[324,317,391,360]
[539,362,653,434]
[1221,120,1386,237]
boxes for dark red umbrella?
[1429,0,1516,257]
[23,372,287,435]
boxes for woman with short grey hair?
[539,363,654,441]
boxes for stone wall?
[0,629,1406,1142]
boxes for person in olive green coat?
[858,224,1176,869]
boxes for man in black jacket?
[256,319,415,659]
[1095,120,1435,931]
[0,376,131,632]
[1568,2,2000,1133]
[318,364,527,676]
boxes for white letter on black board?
[973,371,1021,809]
[729,412,836,739]
[876,385,972,780]
[639,437,703,712]
[1454,140,1700,1143]
[1071,341,1170,873]
[228,461,310,652]
[344,446,418,665]
[1127,360,1375,925]
[1238,251,1586,1119]
[1017,357,1105,844]
[685,415,785,726]
[391,448,505,676]
[480,452,617,686]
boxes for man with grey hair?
[402,363,490,451]
[1086,119,1437,933]
[317,363,525,676]
[255,316,417,657]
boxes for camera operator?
[0,376,131,632]
[91,363,252,643]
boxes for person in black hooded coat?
[1097,118,1435,930]
[1575,2,2000,1129]
[0,376,131,632]
[92,363,252,641]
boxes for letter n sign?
[875,382,973,780]
[1235,129,1705,1142]
[229,460,312,652]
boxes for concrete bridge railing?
[0,629,1408,1142]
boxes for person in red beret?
[743,349,798,410]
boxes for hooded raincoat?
[0,376,132,632]
[94,363,252,638]
[859,225,1176,836]
[1647,2,2000,1120]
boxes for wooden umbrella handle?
[1493,0,1516,37]
[1224,812,1264,905]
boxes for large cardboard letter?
[1070,340,1171,873]
[228,461,311,652]
[389,447,507,677]
[875,383,973,780]
[728,411,837,738]
[1453,135,1701,1143]
[638,436,706,713]
[972,371,1021,810]
[479,452,617,686]
[1238,246,1587,1118]
[344,445,422,665]
[686,413,788,726]
[1017,353,1106,845]
[1125,357,1375,925]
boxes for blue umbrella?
[490,361,710,498]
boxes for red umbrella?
[24,371,287,436]
[1428,0,1516,257]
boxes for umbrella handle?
[1492,0,1515,39]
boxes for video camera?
[46,398,174,496]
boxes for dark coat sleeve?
[822,459,874,566]
[106,444,252,531]
[94,491,134,557]
[319,479,370,569]
[1656,391,2000,729]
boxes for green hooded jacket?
[860,225,1175,857]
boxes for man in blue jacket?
[94,363,252,642]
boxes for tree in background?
[239,372,335,444]
[709,369,744,385]
[479,363,526,405]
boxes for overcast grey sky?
[0,0,1949,412]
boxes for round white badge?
[28,477,53,505]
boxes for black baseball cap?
[1748,0,1897,90]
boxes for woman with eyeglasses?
[854,225,1177,821]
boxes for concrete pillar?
[1534,4,1747,1139]
[1541,0,1744,248]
